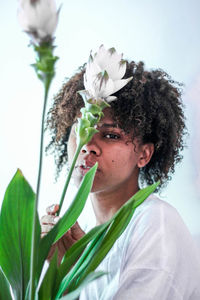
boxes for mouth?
[76,161,99,175]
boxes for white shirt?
[79,195,200,300]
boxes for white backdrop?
[0,0,200,242]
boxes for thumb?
[46,204,59,215]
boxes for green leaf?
[38,250,59,300]
[56,228,107,297]
[68,182,160,290]
[0,268,12,300]
[59,271,106,300]
[36,224,59,283]
[36,164,97,285]
[60,223,110,273]
[55,163,98,243]
[0,169,40,299]
[50,223,110,298]
[68,207,132,291]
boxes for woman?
[41,48,200,299]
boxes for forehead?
[74,107,120,128]
[73,107,123,133]
[98,108,137,140]
[98,107,118,127]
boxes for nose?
[81,136,101,156]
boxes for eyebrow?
[73,120,120,129]
[97,123,119,128]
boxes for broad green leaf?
[55,163,98,242]
[36,164,97,287]
[36,224,59,283]
[0,169,40,299]
[59,271,106,300]
[0,268,12,300]
[38,250,59,300]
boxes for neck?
[90,179,139,225]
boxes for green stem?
[57,142,83,216]
[29,78,51,300]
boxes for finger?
[46,204,60,215]
[41,224,54,233]
[40,215,60,225]
[41,215,55,225]
[41,232,47,238]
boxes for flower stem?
[29,78,51,300]
[57,142,83,216]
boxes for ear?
[137,143,154,168]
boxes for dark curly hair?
[46,61,186,189]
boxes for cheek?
[67,134,77,164]
[108,146,139,173]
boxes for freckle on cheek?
[112,160,115,163]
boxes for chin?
[73,174,102,194]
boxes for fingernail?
[53,216,60,224]
[49,205,55,212]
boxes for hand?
[40,204,85,264]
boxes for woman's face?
[68,108,147,194]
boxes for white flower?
[83,45,133,103]
[17,0,60,44]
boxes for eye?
[103,133,120,140]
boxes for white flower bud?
[84,45,133,103]
[17,0,60,44]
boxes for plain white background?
[0,0,200,244]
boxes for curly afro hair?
[46,61,187,189]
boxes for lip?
[76,160,100,176]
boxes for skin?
[41,107,154,261]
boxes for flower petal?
[85,59,101,79]
[94,46,125,80]
[92,75,115,98]
[112,76,133,94]
[105,59,126,80]
[35,0,58,36]
[84,60,101,91]
[94,45,109,67]
[106,95,117,102]
[105,48,124,79]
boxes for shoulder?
[117,194,200,299]
[136,193,180,217]
[132,194,187,234]
[119,194,200,286]
[127,194,198,255]
[116,194,192,256]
